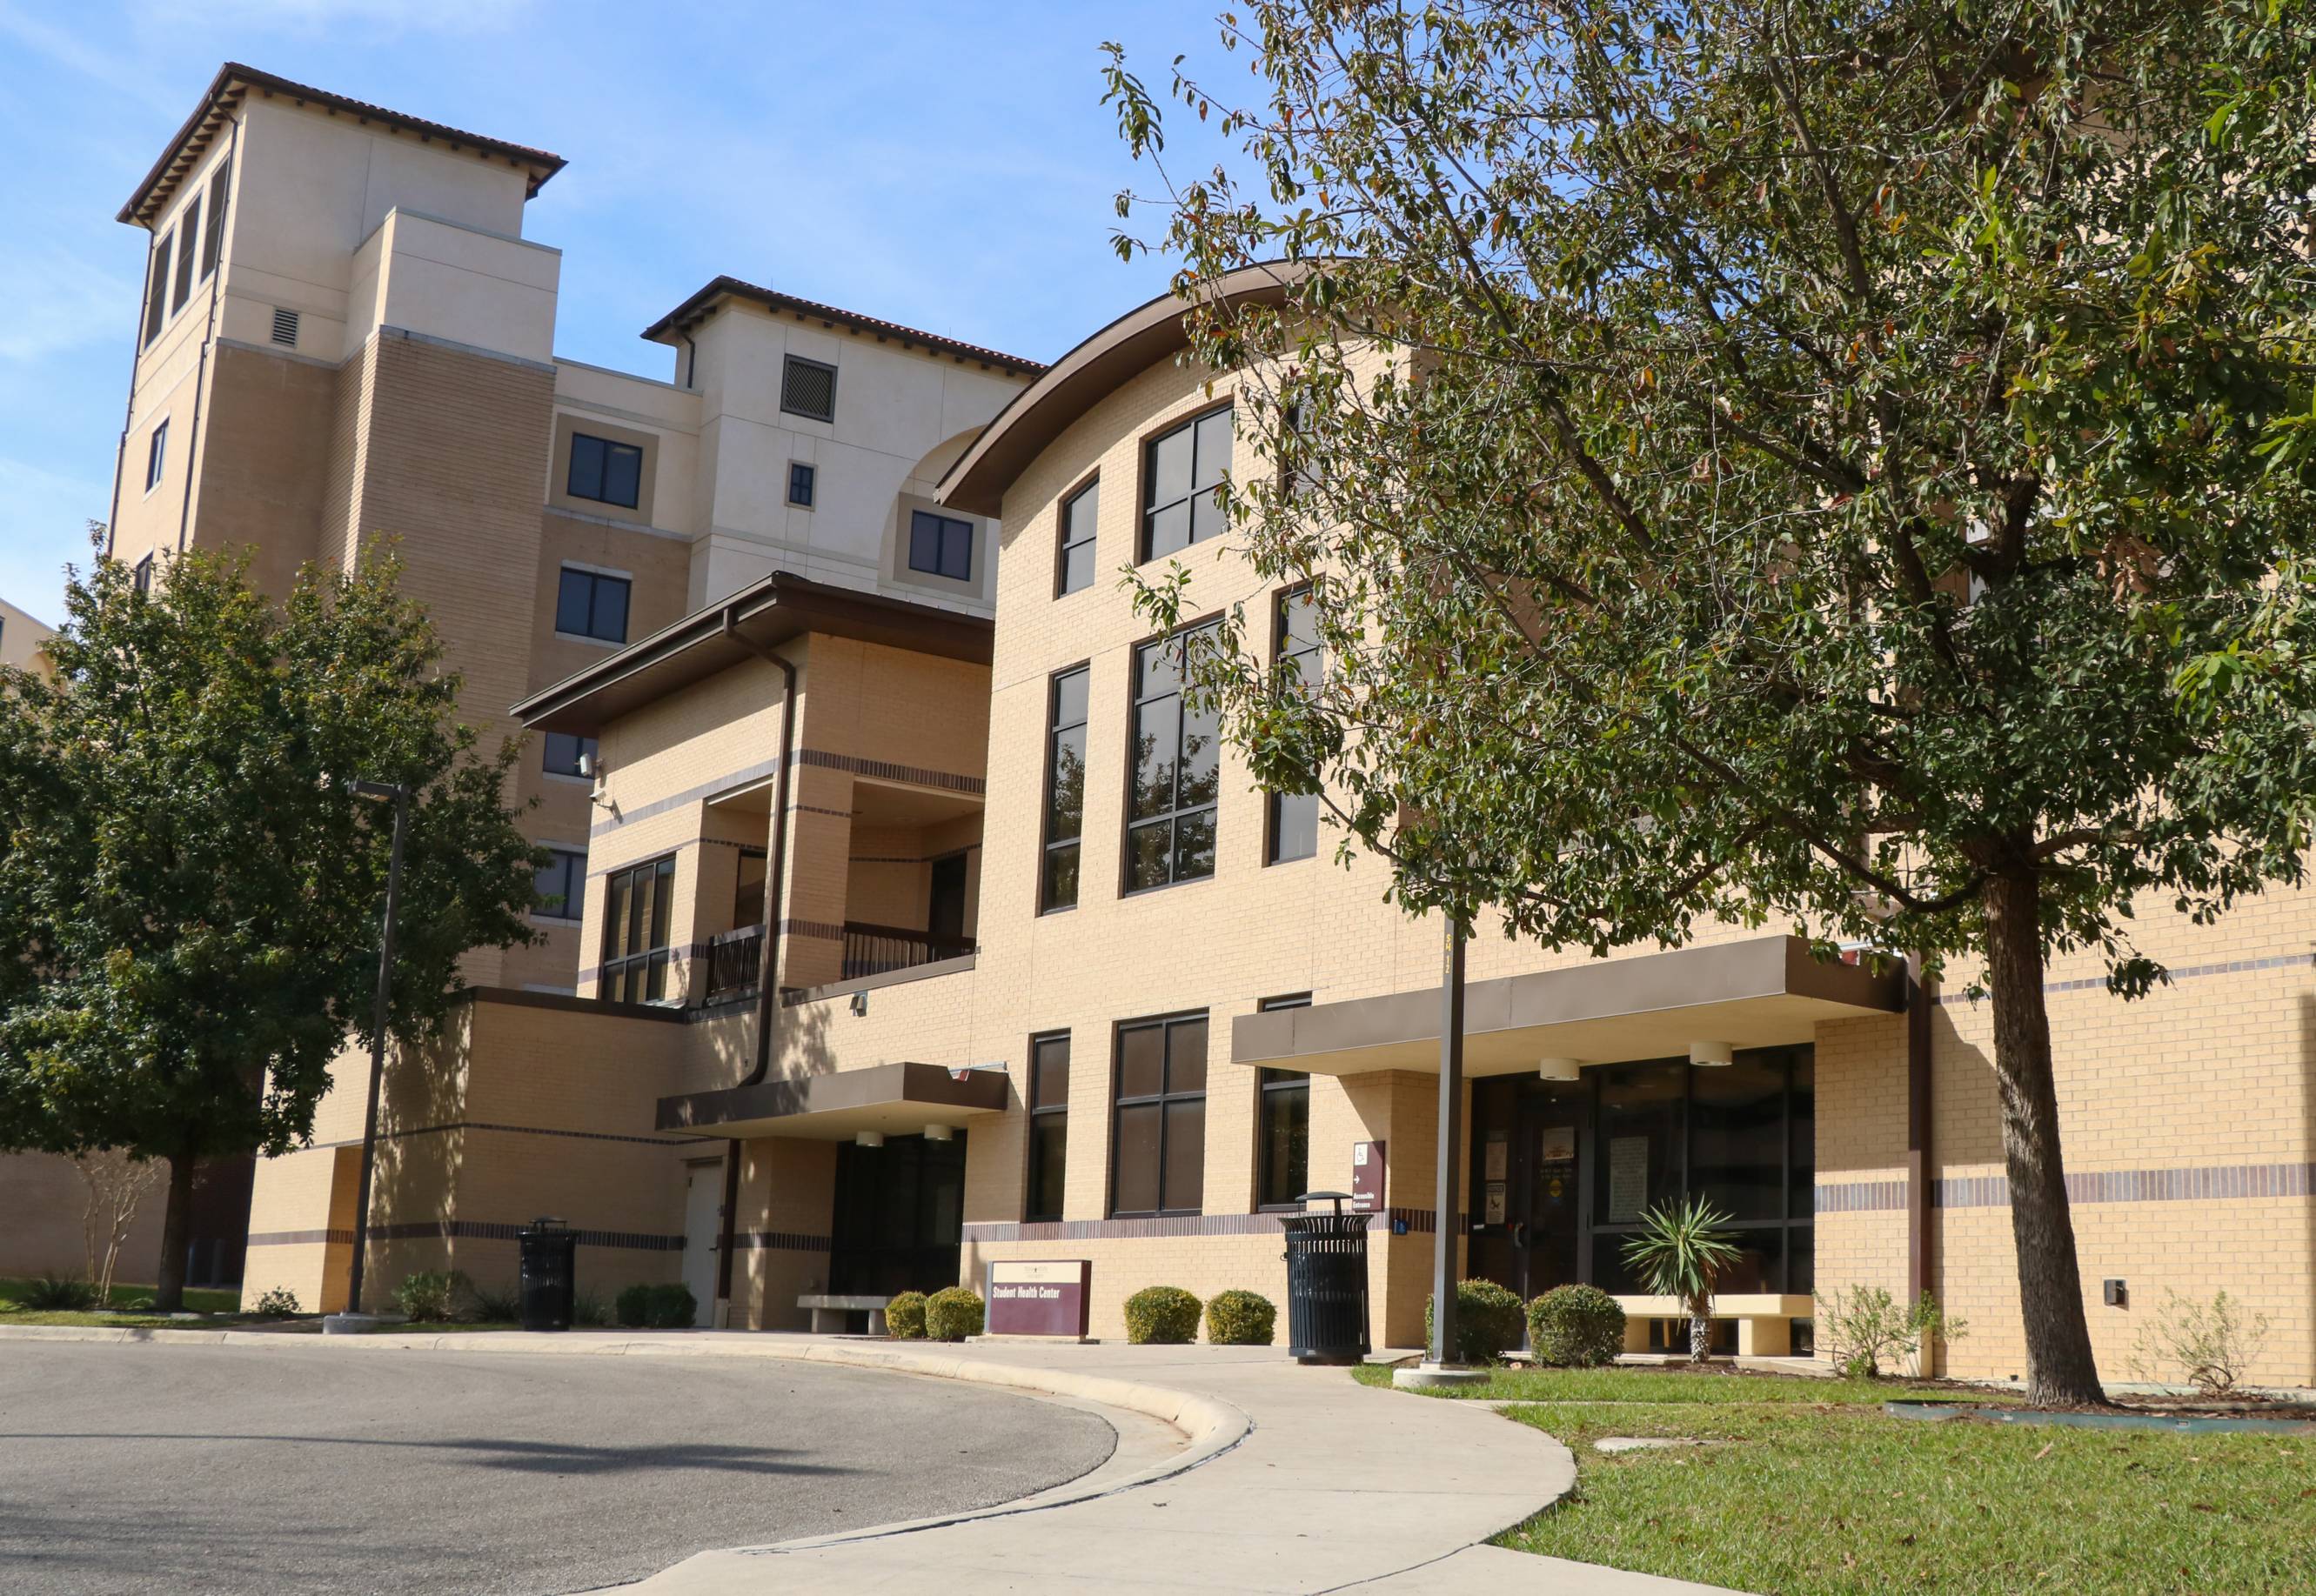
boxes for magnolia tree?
[1106,1,2316,1405]
[0,538,544,1311]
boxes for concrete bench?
[1614,1292,1812,1357]
[798,1293,890,1334]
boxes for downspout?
[679,330,699,391]
[175,117,239,555]
[711,602,799,1311]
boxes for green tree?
[1108,2,2316,1405]
[0,537,544,1310]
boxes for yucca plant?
[1622,1198,1743,1362]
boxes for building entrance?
[827,1132,967,1298]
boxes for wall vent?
[271,307,299,348]
[780,355,837,424]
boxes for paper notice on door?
[1539,1126,1576,1164]
[1607,1136,1649,1222]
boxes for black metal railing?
[702,925,764,1005]
[840,920,975,981]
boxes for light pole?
[342,778,409,1320]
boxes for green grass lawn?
[0,1276,247,1326]
[1362,1366,2316,1593]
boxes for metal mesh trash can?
[518,1218,576,1332]
[1281,1192,1370,1364]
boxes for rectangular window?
[1124,622,1220,892]
[907,510,974,582]
[1140,404,1232,561]
[1111,1013,1208,1217]
[1056,477,1099,596]
[542,731,598,778]
[1256,994,1312,1208]
[787,461,816,507]
[1267,588,1322,865]
[534,845,586,921]
[172,208,197,313]
[1039,664,1088,912]
[599,853,677,1003]
[143,230,172,347]
[132,555,154,595]
[555,566,631,644]
[566,432,643,509]
[780,354,838,423]
[199,161,230,282]
[144,420,169,493]
[1026,1032,1070,1222]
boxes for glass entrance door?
[1516,1093,1585,1298]
[828,1132,967,1297]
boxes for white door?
[682,1162,722,1326]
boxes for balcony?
[699,921,978,1006]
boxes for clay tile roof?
[120,62,566,226]
[640,276,1047,377]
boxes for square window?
[556,567,631,644]
[1140,404,1233,562]
[543,731,598,778]
[534,846,586,920]
[907,510,974,583]
[567,432,644,509]
[787,461,817,508]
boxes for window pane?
[1193,407,1234,489]
[648,858,674,950]
[1161,1099,1205,1212]
[568,435,605,499]
[1130,699,1179,819]
[1690,1057,1785,1221]
[555,569,592,635]
[144,233,171,344]
[1178,702,1219,807]
[1136,638,1180,698]
[1148,425,1192,505]
[1060,540,1094,595]
[1189,484,1226,544]
[626,867,653,956]
[593,577,629,643]
[1259,1075,1309,1206]
[940,521,972,581]
[1789,1223,1815,1295]
[1789,1052,1815,1221]
[604,875,632,961]
[1052,668,1088,730]
[534,856,567,915]
[1144,501,1190,560]
[1114,1102,1161,1213]
[1032,1038,1071,1109]
[1118,1025,1164,1099]
[789,463,814,505]
[1041,842,1079,912]
[1046,725,1085,838]
[1165,1018,1208,1094]
[1270,791,1318,864]
[1066,480,1099,539]
[603,443,642,508]
[1172,807,1215,882]
[909,511,940,572]
[646,950,669,1003]
[1596,1061,1683,1224]
[1028,1118,1068,1221]
[1126,820,1172,891]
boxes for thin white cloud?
[0,456,112,624]
[0,3,165,104]
[0,246,137,364]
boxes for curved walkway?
[5,1327,1730,1593]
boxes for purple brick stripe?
[1816,1161,2316,1215]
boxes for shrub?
[1814,1285,1967,1379]
[251,1286,301,1319]
[1527,1285,1625,1367]
[23,1274,98,1312]
[614,1282,654,1327]
[1424,1279,1526,1364]
[887,1290,929,1339]
[572,1292,611,1328]
[1622,1198,1744,1361]
[395,1270,466,1323]
[1124,1285,1203,1345]
[2128,1289,2271,1396]
[469,1282,522,1323]
[646,1282,699,1329]
[924,1286,985,1342]
[1203,1289,1276,1346]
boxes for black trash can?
[1281,1192,1371,1364]
[518,1217,576,1332]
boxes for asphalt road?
[0,1341,1116,1594]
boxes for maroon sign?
[1349,1139,1386,1214]
[985,1259,1092,1337]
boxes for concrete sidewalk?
[4,1326,1731,1593]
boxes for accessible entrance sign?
[985,1259,1093,1338]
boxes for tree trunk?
[1981,869,2105,1406]
[1690,1300,1711,1363]
[152,1152,197,1313]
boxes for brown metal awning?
[1232,934,1904,1078]
[655,1061,1010,1141]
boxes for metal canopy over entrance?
[655,1061,1008,1142]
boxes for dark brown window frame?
[1254,993,1313,1211]
[566,431,644,510]
[198,162,230,283]
[1023,1030,1071,1223]
[1120,615,1223,898]
[143,228,173,347]
[1108,1010,1209,1219]
[1054,470,1101,598]
[599,852,677,1003]
[1038,661,1091,914]
[1135,399,1235,564]
[1264,584,1322,866]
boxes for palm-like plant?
[1622,1198,1743,1362]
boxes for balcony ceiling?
[655,1060,1009,1142]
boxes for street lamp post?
[342,778,410,1320]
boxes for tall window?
[199,162,230,282]
[780,354,838,422]
[908,510,974,582]
[542,731,598,778]
[1026,1032,1070,1222]
[1255,994,1312,1208]
[144,420,169,493]
[787,461,816,507]
[1039,665,1088,912]
[1056,477,1099,596]
[171,209,197,313]
[132,555,154,596]
[599,854,676,1002]
[143,230,172,346]
[556,566,631,644]
[534,846,586,921]
[1267,589,1322,864]
[1140,404,1232,561]
[1111,1013,1207,1217]
[1125,623,1219,892]
[567,432,642,509]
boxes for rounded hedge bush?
[1424,1279,1527,1364]
[1124,1285,1203,1345]
[886,1290,928,1339]
[614,1283,653,1327]
[1527,1284,1626,1367]
[1203,1289,1276,1346]
[647,1282,699,1329]
[924,1285,985,1342]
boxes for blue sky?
[0,0,1238,626]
